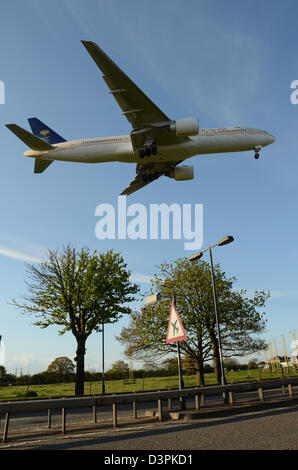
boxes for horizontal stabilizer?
[6,124,53,151]
[34,158,53,173]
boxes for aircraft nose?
[262,133,275,147]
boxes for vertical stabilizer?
[28,118,66,145]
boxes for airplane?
[6,41,275,196]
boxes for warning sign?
[166,301,187,344]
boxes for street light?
[189,236,234,262]
[145,293,162,306]
[189,235,234,404]
[101,317,105,394]
[217,236,234,247]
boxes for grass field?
[1,367,297,401]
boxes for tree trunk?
[195,358,205,386]
[75,337,86,395]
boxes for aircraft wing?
[81,41,170,127]
[120,160,183,196]
[81,41,188,150]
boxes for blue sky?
[0,0,298,374]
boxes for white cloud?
[9,354,34,368]
[6,354,57,374]
[0,247,41,263]
[130,272,152,284]
[0,236,46,263]
[235,287,298,300]
[270,290,298,300]
[0,236,153,284]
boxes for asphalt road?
[2,400,298,451]
[1,393,298,451]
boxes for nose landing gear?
[254,146,262,159]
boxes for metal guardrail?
[1,376,297,444]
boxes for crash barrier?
[0,376,298,443]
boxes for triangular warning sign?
[166,300,187,344]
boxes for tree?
[163,357,179,375]
[182,356,197,375]
[12,246,139,395]
[47,357,75,383]
[107,360,129,379]
[224,358,240,370]
[30,371,59,385]
[247,358,259,369]
[117,257,269,385]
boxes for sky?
[0,0,298,374]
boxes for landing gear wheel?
[139,149,145,159]
[145,147,151,157]
[254,146,262,160]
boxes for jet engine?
[170,118,199,136]
[169,165,194,181]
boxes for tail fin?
[6,124,53,150]
[28,118,66,145]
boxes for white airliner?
[6,41,275,195]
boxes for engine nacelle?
[169,165,194,181]
[170,117,199,136]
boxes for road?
[1,392,298,451]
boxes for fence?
[1,376,298,443]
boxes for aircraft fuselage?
[24,126,275,164]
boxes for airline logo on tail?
[39,129,51,143]
[28,118,66,145]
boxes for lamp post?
[101,317,105,394]
[189,235,234,404]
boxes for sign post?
[166,297,187,410]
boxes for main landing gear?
[139,143,157,159]
[254,146,262,159]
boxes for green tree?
[247,358,259,369]
[117,257,269,385]
[163,357,179,375]
[47,357,75,383]
[107,360,129,378]
[223,358,240,370]
[182,356,197,375]
[12,246,138,395]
